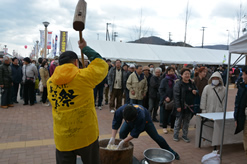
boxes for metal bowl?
[143,148,175,164]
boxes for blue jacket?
[234,83,247,134]
[112,104,152,138]
[11,64,22,84]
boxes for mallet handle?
[79,31,85,68]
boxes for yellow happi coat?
[47,52,108,151]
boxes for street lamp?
[36,40,39,60]
[226,30,229,50]
[201,27,206,48]
[4,45,7,55]
[43,21,50,58]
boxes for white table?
[195,112,243,148]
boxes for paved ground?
[0,88,246,164]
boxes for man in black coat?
[173,68,198,143]
[234,65,247,157]
[11,57,22,103]
[0,56,14,108]
[148,67,161,122]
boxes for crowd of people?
[0,40,246,163]
[94,61,231,141]
[0,55,59,108]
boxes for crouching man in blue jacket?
[108,104,180,160]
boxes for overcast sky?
[0,0,246,57]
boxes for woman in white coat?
[200,71,226,113]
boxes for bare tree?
[131,8,150,42]
[236,2,246,38]
[184,0,191,47]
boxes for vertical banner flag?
[47,31,52,49]
[54,35,58,56]
[52,39,55,55]
[223,54,226,64]
[40,30,45,48]
[60,31,68,53]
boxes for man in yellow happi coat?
[47,38,108,164]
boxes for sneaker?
[182,136,190,143]
[175,153,180,160]
[173,136,179,142]
[98,106,102,110]
[110,110,115,113]
[163,128,168,134]
[42,103,50,107]
[7,104,14,107]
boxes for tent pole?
[220,52,231,163]
[231,54,243,67]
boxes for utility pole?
[226,30,229,50]
[184,0,190,47]
[111,23,114,41]
[113,32,118,41]
[106,23,111,41]
[201,27,206,48]
[169,32,172,45]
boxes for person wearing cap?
[49,56,59,77]
[47,38,108,164]
[124,64,135,104]
[84,55,90,68]
[126,65,147,105]
[0,56,14,108]
[11,57,22,103]
[108,104,180,160]
[122,63,129,103]
[22,57,38,106]
[142,66,153,109]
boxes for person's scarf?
[165,74,177,88]
[135,71,144,82]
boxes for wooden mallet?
[73,0,87,68]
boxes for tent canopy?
[229,33,247,55]
[67,37,245,65]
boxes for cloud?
[210,2,239,19]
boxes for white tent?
[220,33,247,162]
[67,37,245,65]
[229,34,247,54]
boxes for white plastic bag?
[201,150,220,164]
[39,81,43,92]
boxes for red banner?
[47,31,52,49]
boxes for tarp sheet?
[67,37,245,65]
[229,34,247,55]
